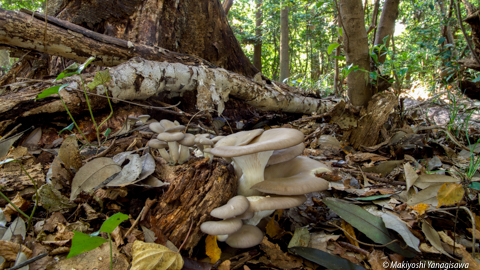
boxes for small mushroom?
[157,132,185,165]
[210,195,250,219]
[225,225,263,248]
[178,133,195,164]
[148,139,171,163]
[200,218,243,235]
[252,156,331,195]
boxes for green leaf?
[290,246,366,270]
[99,212,129,234]
[437,37,446,45]
[103,128,112,137]
[66,231,107,258]
[323,198,416,257]
[350,194,393,201]
[338,27,343,37]
[55,56,95,81]
[472,76,480,83]
[59,123,75,135]
[87,69,111,90]
[469,181,480,190]
[35,84,70,100]
[327,43,340,55]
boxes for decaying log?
[344,92,397,149]
[0,8,212,68]
[150,157,237,254]
[107,58,333,115]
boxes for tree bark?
[280,1,290,82]
[339,0,371,107]
[24,0,259,79]
[222,0,234,15]
[374,0,400,64]
[253,0,263,72]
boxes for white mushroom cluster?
[148,119,195,165]
[200,128,331,248]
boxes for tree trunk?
[35,0,259,79]
[339,0,371,107]
[222,0,234,15]
[374,0,400,64]
[253,0,263,72]
[280,1,290,82]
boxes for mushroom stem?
[168,141,180,164]
[158,148,171,163]
[178,145,190,164]
[233,150,274,196]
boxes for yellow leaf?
[205,235,221,264]
[437,183,464,208]
[341,220,359,247]
[411,203,429,216]
[266,210,284,239]
[131,240,183,270]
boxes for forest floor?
[0,87,479,270]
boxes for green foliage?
[36,57,114,146]
[228,0,477,97]
[67,212,128,270]
[0,0,44,11]
[67,231,108,259]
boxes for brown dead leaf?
[218,260,231,270]
[466,228,480,239]
[368,250,389,270]
[51,156,73,189]
[112,226,125,247]
[30,241,55,270]
[50,246,70,256]
[43,212,67,232]
[205,235,221,264]
[437,183,465,208]
[410,203,429,216]
[256,237,302,269]
[58,135,82,172]
[94,187,128,200]
[3,193,29,221]
[266,210,285,239]
[341,220,359,248]
[453,244,480,268]
[0,240,32,260]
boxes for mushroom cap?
[207,128,304,158]
[252,156,331,195]
[157,132,185,142]
[149,122,165,133]
[178,133,195,146]
[247,195,307,212]
[210,195,250,219]
[138,115,151,123]
[211,136,225,144]
[195,137,214,146]
[211,129,264,149]
[159,119,176,130]
[200,218,243,235]
[148,139,168,149]
[267,143,305,166]
[226,225,263,248]
[165,125,186,132]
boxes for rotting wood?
[150,157,237,255]
[345,92,397,149]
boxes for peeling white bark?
[107,58,333,115]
